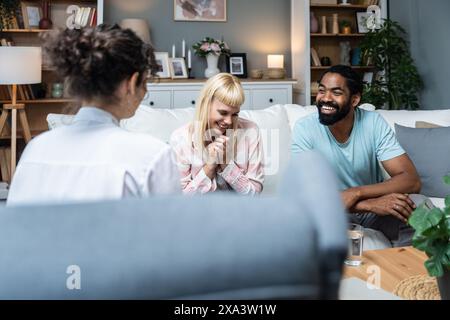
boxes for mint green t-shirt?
[291,108,405,190]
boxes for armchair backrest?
[0,152,346,299]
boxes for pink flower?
[210,43,220,53]
[200,43,210,51]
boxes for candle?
[172,45,176,58]
[188,49,191,68]
[182,39,186,58]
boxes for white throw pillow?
[120,105,195,143]
[240,105,291,195]
[283,104,317,131]
[376,109,450,130]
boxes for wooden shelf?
[311,33,366,37]
[310,4,369,10]
[0,29,51,33]
[0,99,75,104]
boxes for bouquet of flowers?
[192,37,231,57]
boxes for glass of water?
[344,223,364,266]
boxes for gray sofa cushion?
[395,124,450,198]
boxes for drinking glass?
[344,223,364,266]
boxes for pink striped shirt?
[169,118,264,195]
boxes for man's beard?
[317,99,352,126]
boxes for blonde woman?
[170,73,264,195]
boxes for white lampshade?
[267,54,284,69]
[0,47,42,85]
[120,19,151,44]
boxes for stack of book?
[73,7,97,28]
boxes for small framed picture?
[226,53,247,78]
[154,52,171,78]
[356,12,369,34]
[21,1,43,29]
[363,72,374,84]
[169,58,188,79]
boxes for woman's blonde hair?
[192,73,245,150]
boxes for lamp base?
[267,68,286,79]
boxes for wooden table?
[343,247,428,294]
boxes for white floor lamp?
[0,47,42,180]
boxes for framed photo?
[154,52,171,78]
[174,0,227,22]
[169,58,188,79]
[356,12,369,34]
[226,53,247,78]
[21,1,43,29]
[363,72,374,84]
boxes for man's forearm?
[356,172,421,201]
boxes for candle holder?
[187,67,194,79]
[185,56,194,78]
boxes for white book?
[81,7,91,27]
[74,7,84,27]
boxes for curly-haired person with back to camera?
[7,24,181,206]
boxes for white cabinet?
[144,79,296,110]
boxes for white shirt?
[7,107,181,206]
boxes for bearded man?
[291,65,422,247]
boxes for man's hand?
[341,188,362,210]
[356,193,416,223]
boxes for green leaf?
[425,257,444,277]
[446,195,450,208]
[427,208,445,227]
[412,236,430,252]
[408,206,434,233]
[444,175,450,186]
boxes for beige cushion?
[415,121,443,128]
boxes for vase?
[39,1,53,30]
[51,83,64,98]
[310,12,319,33]
[438,271,450,300]
[332,14,339,34]
[204,53,220,78]
[321,16,327,34]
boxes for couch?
[0,152,347,299]
[47,103,450,207]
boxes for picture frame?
[154,52,171,78]
[169,58,188,79]
[21,1,43,29]
[363,72,374,84]
[174,0,227,22]
[356,12,369,34]
[226,53,247,78]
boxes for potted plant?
[359,19,423,110]
[0,0,20,30]
[192,37,231,78]
[408,175,450,300]
[340,20,352,34]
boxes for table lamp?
[0,47,42,179]
[267,54,285,79]
[120,19,151,44]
